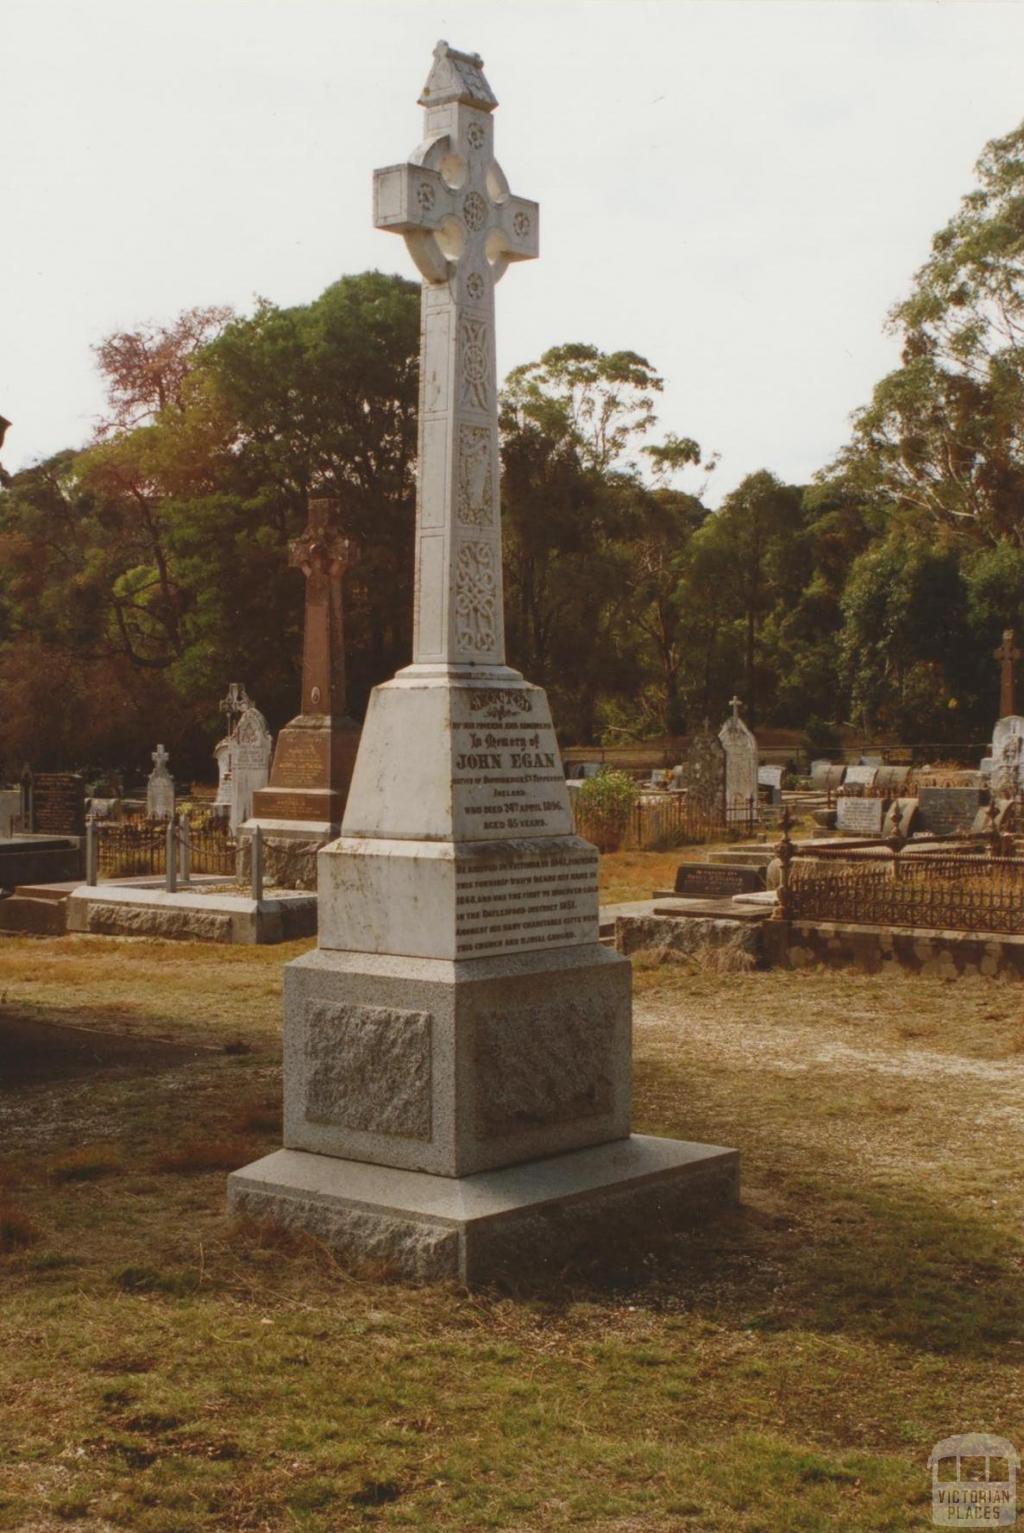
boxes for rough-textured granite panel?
[615,915,762,964]
[473,997,614,1139]
[232,1186,458,1280]
[304,1002,433,1140]
[87,905,233,943]
[239,836,321,892]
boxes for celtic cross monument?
[244,497,361,888]
[229,43,738,1283]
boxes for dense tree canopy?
[4,113,1024,778]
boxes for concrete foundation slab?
[228,1133,740,1284]
[66,884,317,944]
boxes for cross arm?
[487,193,538,282]
[374,158,457,282]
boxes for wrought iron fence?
[572,792,759,852]
[786,848,1024,935]
[94,815,237,880]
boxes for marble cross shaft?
[995,627,1021,719]
[374,40,538,669]
[289,497,358,718]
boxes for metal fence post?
[85,815,98,886]
[251,825,264,903]
[165,814,177,893]
[179,816,191,886]
[772,806,794,922]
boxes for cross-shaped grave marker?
[288,497,358,717]
[374,40,538,668]
[995,627,1022,719]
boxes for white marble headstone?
[991,715,1024,796]
[718,698,758,820]
[230,705,272,831]
[146,744,175,820]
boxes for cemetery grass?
[0,930,1022,1531]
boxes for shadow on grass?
[0,1006,207,1086]
[481,1174,1023,1362]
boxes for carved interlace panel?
[455,542,497,652]
[459,317,489,410]
[457,426,494,527]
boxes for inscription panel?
[33,773,85,836]
[454,844,598,958]
[917,787,986,837]
[450,687,571,839]
[271,732,328,789]
[836,796,888,836]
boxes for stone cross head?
[729,696,743,722]
[373,40,538,291]
[152,743,170,774]
[289,497,359,580]
[220,682,251,723]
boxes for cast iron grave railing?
[785,844,1024,936]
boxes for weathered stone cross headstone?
[243,497,361,887]
[228,41,738,1284]
[147,744,175,820]
[995,628,1021,720]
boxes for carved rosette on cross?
[374,40,539,670]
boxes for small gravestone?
[875,765,910,794]
[917,786,987,837]
[213,737,233,819]
[32,773,86,836]
[0,788,23,836]
[991,715,1024,797]
[758,765,783,805]
[675,862,764,898]
[810,759,835,785]
[836,796,888,836]
[844,764,878,791]
[718,697,758,823]
[230,703,272,831]
[685,721,726,822]
[146,744,175,820]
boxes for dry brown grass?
[152,1137,258,1174]
[47,1144,123,1182]
[1,929,1023,1530]
[0,1198,39,1251]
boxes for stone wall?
[761,919,1024,979]
[616,911,1024,980]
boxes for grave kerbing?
[228,42,738,1282]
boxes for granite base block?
[228,1134,740,1284]
[282,944,632,1177]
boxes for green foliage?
[9,117,1024,775]
[574,769,640,853]
[840,119,1024,544]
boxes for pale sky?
[4,0,1024,504]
